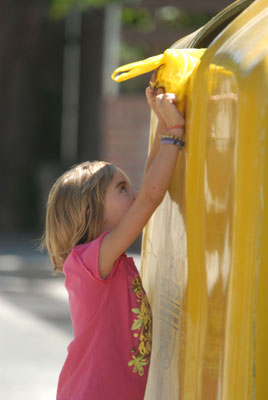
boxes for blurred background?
[0,0,234,398]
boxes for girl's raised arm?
[99,89,185,278]
[144,86,166,174]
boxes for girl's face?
[103,169,136,231]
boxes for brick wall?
[101,95,151,191]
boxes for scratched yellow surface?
[140,0,268,399]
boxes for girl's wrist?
[160,134,185,150]
[162,125,185,138]
[164,116,185,128]
[157,117,166,128]
[160,123,186,150]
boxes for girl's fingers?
[155,92,177,100]
[146,88,184,125]
[145,86,153,97]
[154,92,185,125]
[146,89,180,121]
[156,87,165,95]
[164,93,178,103]
[155,93,177,106]
[145,86,155,105]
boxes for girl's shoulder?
[62,232,105,270]
[63,232,131,281]
[74,232,109,257]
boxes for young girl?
[43,86,185,400]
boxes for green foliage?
[50,1,211,30]
[50,0,126,18]
[121,7,155,33]
[156,6,212,29]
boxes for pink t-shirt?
[57,232,152,400]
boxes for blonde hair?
[43,161,117,272]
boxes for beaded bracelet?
[160,134,184,140]
[161,135,185,149]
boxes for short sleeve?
[70,232,119,282]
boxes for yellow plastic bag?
[112,48,206,112]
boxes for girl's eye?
[120,185,127,193]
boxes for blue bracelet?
[161,136,185,149]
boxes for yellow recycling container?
[112,0,268,398]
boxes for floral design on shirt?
[128,275,152,376]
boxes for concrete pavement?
[0,235,140,399]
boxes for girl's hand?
[154,92,185,128]
[145,86,166,124]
